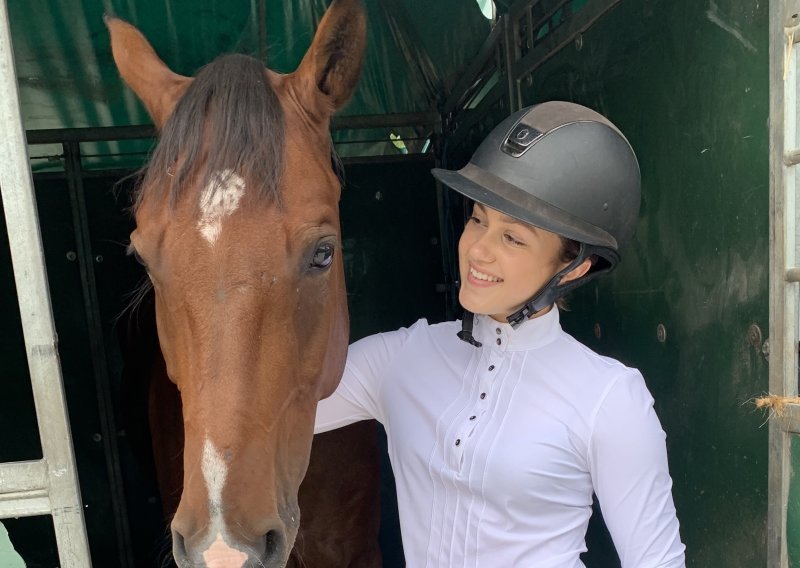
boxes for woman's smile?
[467,264,504,286]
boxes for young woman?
[316,102,685,567]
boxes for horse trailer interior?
[0,0,795,566]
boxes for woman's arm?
[588,371,686,568]
[315,322,417,433]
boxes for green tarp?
[8,0,491,131]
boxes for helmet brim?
[431,163,618,250]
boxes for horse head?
[106,2,366,565]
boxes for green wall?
[521,0,769,565]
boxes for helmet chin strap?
[457,310,483,347]
[506,243,590,328]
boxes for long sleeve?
[588,371,686,568]
[315,323,416,434]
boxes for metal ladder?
[770,1,800,566]
[0,0,92,565]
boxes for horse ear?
[292,0,367,116]
[105,15,193,129]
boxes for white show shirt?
[316,308,685,567]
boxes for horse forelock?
[135,53,286,214]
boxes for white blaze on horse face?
[198,169,246,245]
[201,439,247,567]
[202,438,227,515]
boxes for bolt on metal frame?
[0,0,92,565]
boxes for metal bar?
[442,85,509,151]
[503,12,520,112]
[26,125,156,144]
[331,112,439,130]
[768,0,794,565]
[33,169,138,181]
[63,142,134,568]
[510,0,622,83]
[0,1,92,565]
[24,113,441,146]
[0,460,48,495]
[339,153,434,166]
[442,23,504,115]
[0,492,51,519]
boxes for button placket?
[460,356,500,449]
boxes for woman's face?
[458,203,583,322]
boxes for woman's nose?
[468,231,496,263]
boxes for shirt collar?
[472,306,562,352]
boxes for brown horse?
[106,2,380,566]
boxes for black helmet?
[432,101,641,332]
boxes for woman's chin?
[458,292,490,317]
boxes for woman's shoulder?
[555,331,639,379]
[351,318,461,350]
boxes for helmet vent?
[502,123,543,157]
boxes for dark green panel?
[340,158,447,567]
[341,158,447,341]
[790,435,800,566]
[514,0,769,565]
[0,200,42,463]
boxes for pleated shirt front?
[316,308,685,568]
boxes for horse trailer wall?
[529,2,770,565]
[529,1,774,565]
[441,0,776,566]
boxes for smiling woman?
[316,101,686,567]
[457,202,591,322]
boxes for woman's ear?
[561,257,593,284]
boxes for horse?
[106,1,381,566]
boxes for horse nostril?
[171,529,189,567]
[264,529,285,561]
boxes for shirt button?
[495,328,501,335]
[480,392,486,399]
[496,338,502,345]
[488,365,495,371]
[455,439,461,446]
[469,415,476,420]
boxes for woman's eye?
[504,233,523,246]
[311,243,335,269]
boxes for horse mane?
[135,53,285,211]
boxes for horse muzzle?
[172,525,289,568]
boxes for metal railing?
[0,0,92,565]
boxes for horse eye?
[310,243,335,269]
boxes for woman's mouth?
[468,265,503,285]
